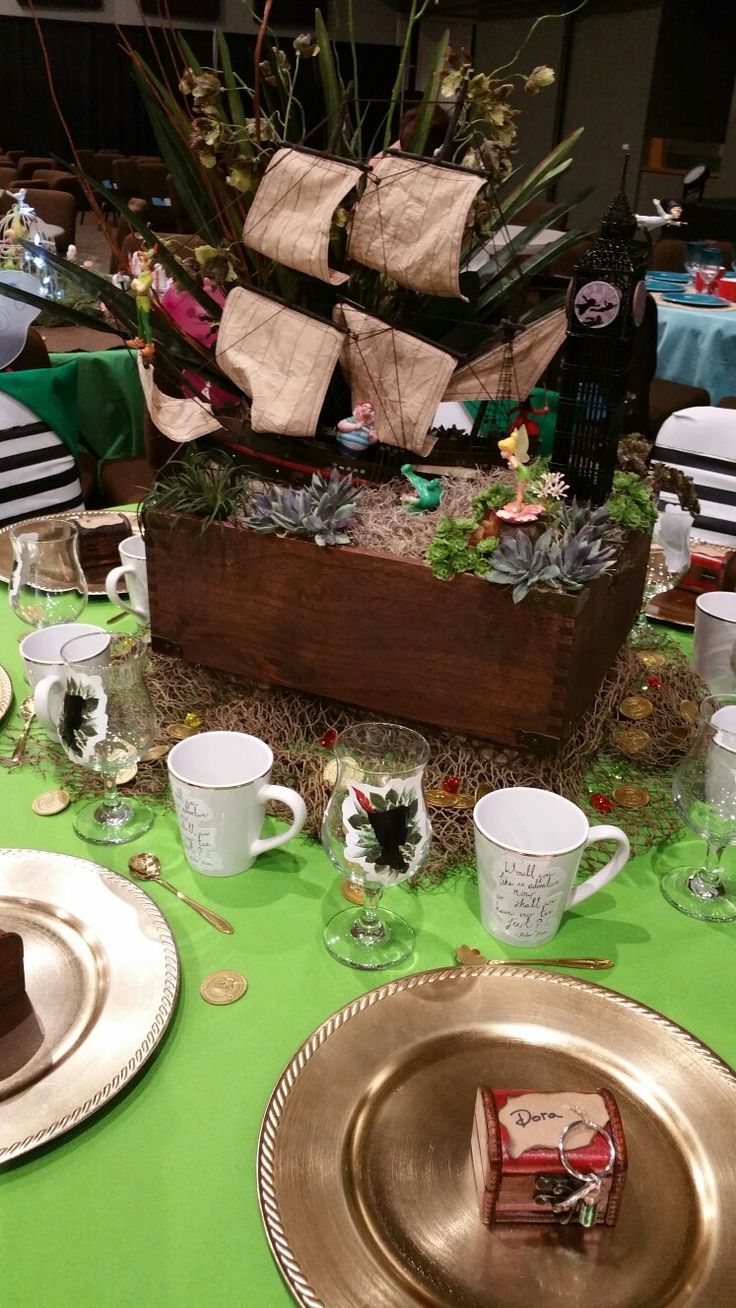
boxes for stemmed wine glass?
[321,722,432,969]
[699,246,723,296]
[631,503,692,642]
[662,695,736,920]
[9,520,87,627]
[34,631,156,844]
[684,241,704,294]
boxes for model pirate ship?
[0,11,587,482]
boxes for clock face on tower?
[573,280,621,329]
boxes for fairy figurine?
[126,246,156,360]
[497,426,544,523]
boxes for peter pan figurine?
[126,247,156,360]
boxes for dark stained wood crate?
[145,511,650,753]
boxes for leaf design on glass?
[59,678,101,758]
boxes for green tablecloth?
[1,595,734,1308]
[49,350,144,466]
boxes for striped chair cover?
[0,390,83,527]
[653,406,736,545]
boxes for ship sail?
[242,148,364,287]
[337,304,456,456]
[443,308,567,402]
[216,287,344,437]
[348,154,486,299]
[137,357,221,443]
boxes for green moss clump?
[426,517,499,581]
[605,472,657,532]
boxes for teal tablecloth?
[656,297,736,404]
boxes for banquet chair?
[20,188,76,253]
[627,292,710,435]
[5,151,25,166]
[137,162,178,231]
[649,239,686,272]
[16,156,54,181]
[32,170,89,219]
[652,407,736,545]
[0,168,18,190]
[0,328,85,525]
[112,159,145,206]
[701,239,734,269]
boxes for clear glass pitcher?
[9,519,87,627]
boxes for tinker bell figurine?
[497,427,544,523]
[126,246,156,361]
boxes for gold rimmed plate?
[0,510,139,597]
[0,664,12,724]
[0,849,179,1163]
[258,965,736,1307]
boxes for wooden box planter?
[145,511,650,755]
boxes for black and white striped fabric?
[0,391,83,528]
[652,407,736,546]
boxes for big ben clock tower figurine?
[550,150,647,503]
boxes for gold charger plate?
[258,965,736,1308]
[0,849,179,1163]
[0,663,12,723]
[0,510,139,597]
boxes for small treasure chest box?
[471,1087,627,1227]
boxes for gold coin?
[341,879,365,905]
[613,727,651,758]
[612,784,650,809]
[115,764,138,785]
[141,743,170,763]
[424,788,458,809]
[323,759,338,790]
[453,793,476,810]
[32,788,70,816]
[200,970,248,1006]
[680,699,700,725]
[165,722,198,741]
[619,695,654,721]
[637,651,666,668]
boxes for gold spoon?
[456,945,613,971]
[0,697,35,769]
[128,853,234,934]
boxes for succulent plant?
[244,470,363,547]
[606,473,658,532]
[485,529,560,603]
[547,529,618,591]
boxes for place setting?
[2,5,736,1305]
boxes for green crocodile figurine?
[400,463,443,513]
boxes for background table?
[656,293,736,404]
[1,594,735,1308]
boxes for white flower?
[525,65,555,94]
[538,471,568,501]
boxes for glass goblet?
[631,504,692,643]
[35,630,156,844]
[661,695,736,921]
[9,519,87,627]
[684,241,704,293]
[322,722,432,970]
[700,247,723,295]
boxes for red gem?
[590,792,614,814]
[320,729,338,749]
[443,776,461,795]
[647,676,662,689]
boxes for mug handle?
[568,825,630,907]
[105,564,137,616]
[250,784,307,858]
[34,673,65,736]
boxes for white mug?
[694,592,736,693]
[474,787,630,948]
[19,622,104,741]
[167,730,307,877]
[105,535,148,622]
